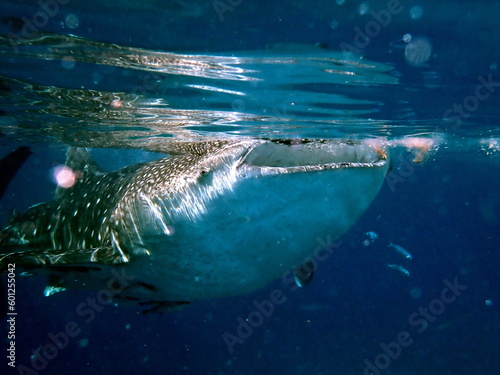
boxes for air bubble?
[409,287,422,299]
[330,20,339,30]
[65,14,80,29]
[405,37,432,67]
[410,6,423,20]
[61,56,76,70]
[232,99,245,111]
[92,73,103,84]
[403,33,412,43]
[358,3,370,15]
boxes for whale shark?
[0,139,389,312]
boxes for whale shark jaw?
[0,139,389,310]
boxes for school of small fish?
[364,232,412,277]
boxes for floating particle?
[365,231,379,242]
[65,14,80,29]
[403,33,412,43]
[79,338,89,348]
[336,0,345,5]
[358,3,370,15]
[232,99,245,111]
[405,37,432,67]
[0,116,18,134]
[61,56,76,70]
[92,72,103,85]
[409,287,422,299]
[410,6,423,20]
[125,324,131,330]
[53,165,77,188]
[330,20,339,30]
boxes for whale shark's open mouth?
[240,139,387,175]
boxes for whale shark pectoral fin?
[0,245,128,272]
[293,259,315,288]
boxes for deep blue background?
[0,1,499,374]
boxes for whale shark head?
[0,139,389,310]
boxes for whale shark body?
[0,139,389,312]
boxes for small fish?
[388,242,412,260]
[293,259,315,288]
[387,264,410,277]
[365,231,379,241]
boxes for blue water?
[0,1,499,374]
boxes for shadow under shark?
[0,139,389,312]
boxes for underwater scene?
[0,0,498,374]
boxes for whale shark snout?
[0,139,389,311]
